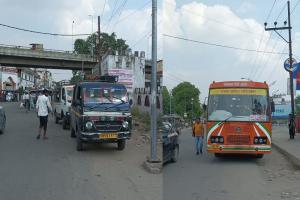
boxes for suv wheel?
[62,117,68,130]
[76,134,84,151]
[70,126,76,138]
[171,145,179,162]
[54,111,59,124]
[117,140,126,151]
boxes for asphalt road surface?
[164,128,300,200]
[0,103,162,200]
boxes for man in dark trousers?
[36,89,52,139]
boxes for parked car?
[53,82,74,129]
[161,122,179,164]
[162,114,184,134]
[0,106,6,134]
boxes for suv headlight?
[85,121,93,130]
[122,121,129,128]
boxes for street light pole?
[150,0,158,162]
[89,15,94,57]
[72,21,74,51]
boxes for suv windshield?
[208,88,270,122]
[82,84,129,112]
[66,88,73,103]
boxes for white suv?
[53,85,74,129]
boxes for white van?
[53,84,74,129]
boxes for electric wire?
[163,34,288,55]
[0,23,90,36]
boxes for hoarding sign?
[272,104,291,119]
[108,69,133,93]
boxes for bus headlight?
[254,137,267,144]
[210,136,224,144]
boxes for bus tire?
[256,154,264,159]
[214,153,222,158]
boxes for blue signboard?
[292,63,300,90]
[272,104,291,119]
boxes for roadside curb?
[143,160,162,174]
[272,142,300,170]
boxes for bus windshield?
[208,88,270,122]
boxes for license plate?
[99,133,118,139]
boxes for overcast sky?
[0,0,161,81]
[163,0,300,101]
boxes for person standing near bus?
[192,118,204,155]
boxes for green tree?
[70,71,83,85]
[172,82,202,119]
[74,32,129,55]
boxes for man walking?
[192,118,204,155]
[36,89,52,140]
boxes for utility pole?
[150,0,158,162]
[97,16,102,76]
[264,0,295,139]
[169,90,172,115]
[72,21,74,51]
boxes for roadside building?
[35,69,54,89]
[0,66,18,91]
[18,68,36,90]
[94,49,146,95]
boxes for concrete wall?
[132,87,162,114]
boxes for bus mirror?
[271,100,275,113]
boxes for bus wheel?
[214,153,222,158]
[256,154,264,159]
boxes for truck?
[53,80,74,129]
[70,76,132,151]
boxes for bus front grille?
[227,135,250,145]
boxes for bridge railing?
[0,44,97,62]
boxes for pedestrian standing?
[36,89,52,140]
[23,91,30,111]
[192,118,204,155]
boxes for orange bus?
[206,81,274,158]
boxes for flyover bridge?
[0,44,97,71]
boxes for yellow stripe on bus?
[210,88,267,96]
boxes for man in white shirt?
[36,89,52,139]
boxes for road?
[164,128,300,200]
[0,103,162,200]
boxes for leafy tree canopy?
[74,32,129,55]
[171,82,202,119]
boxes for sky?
[1,0,300,101]
[0,0,161,81]
[163,0,300,102]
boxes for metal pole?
[150,0,158,162]
[288,1,295,119]
[98,16,101,76]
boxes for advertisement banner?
[108,69,133,93]
[272,104,291,119]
